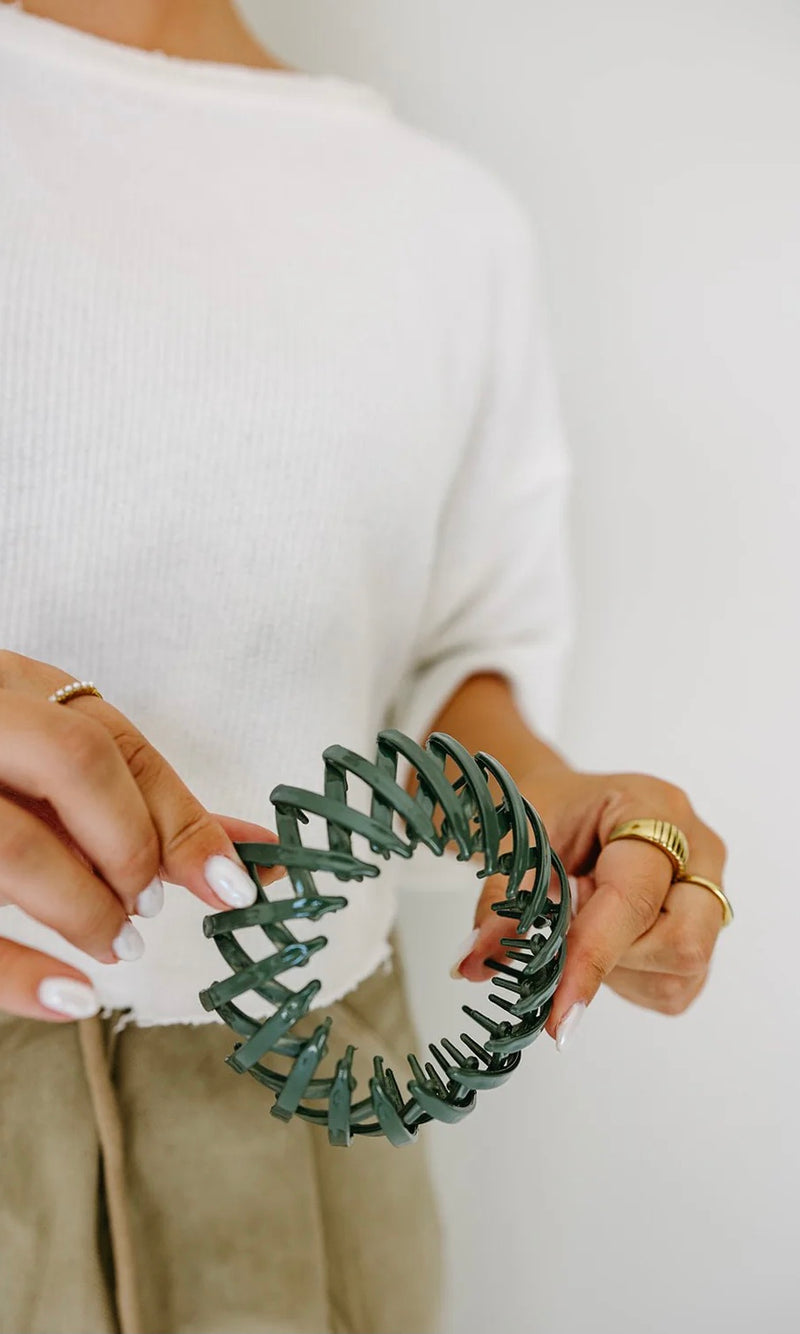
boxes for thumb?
[452,866,538,983]
[451,867,588,983]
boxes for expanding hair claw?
[199,729,570,1147]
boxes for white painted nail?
[449,927,480,979]
[568,875,580,918]
[38,976,99,1019]
[112,919,145,962]
[204,854,257,908]
[135,875,164,918]
[555,1001,586,1052]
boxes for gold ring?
[675,873,734,927]
[48,680,104,706]
[606,818,689,879]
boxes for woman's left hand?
[453,766,729,1046]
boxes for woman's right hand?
[0,650,285,1022]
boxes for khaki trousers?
[0,935,444,1334]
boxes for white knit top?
[0,5,573,1024]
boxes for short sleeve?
[385,194,575,753]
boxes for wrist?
[424,671,571,785]
[515,764,601,873]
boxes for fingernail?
[204,854,257,908]
[555,1001,586,1052]
[112,920,145,962]
[567,875,579,917]
[449,927,480,979]
[38,976,100,1019]
[135,875,164,918]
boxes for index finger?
[545,837,674,1039]
[52,692,262,913]
[3,654,263,912]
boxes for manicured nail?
[38,976,100,1019]
[204,854,257,908]
[112,920,145,962]
[135,875,164,918]
[555,1001,586,1052]
[449,927,480,979]
[567,875,579,917]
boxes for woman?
[0,2,730,1332]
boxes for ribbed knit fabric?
[0,4,573,1023]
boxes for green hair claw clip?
[199,728,569,1147]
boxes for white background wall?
[241,4,799,1331]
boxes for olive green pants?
[0,937,444,1334]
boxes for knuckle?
[112,729,154,784]
[606,878,659,935]
[668,927,711,975]
[600,787,630,829]
[574,946,613,993]
[659,781,692,820]
[73,887,123,950]
[55,714,115,781]
[0,811,41,872]
[114,832,161,889]
[602,776,693,836]
[161,803,215,862]
[0,649,27,688]
[707,830,728,868]
[654,974,695,1015]
[627,884,660,934]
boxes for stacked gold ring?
[674,873,734,927]
[606,818,689,877]
[606,817,733,927]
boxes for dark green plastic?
[199,729,570,1147]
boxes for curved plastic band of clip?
[199,729,570,1147]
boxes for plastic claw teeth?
[459,1032,493,1064]
[200,728,568,1145]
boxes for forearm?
[401,668,603,881]
[415,670,571,788]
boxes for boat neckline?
[0,3,391,113]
